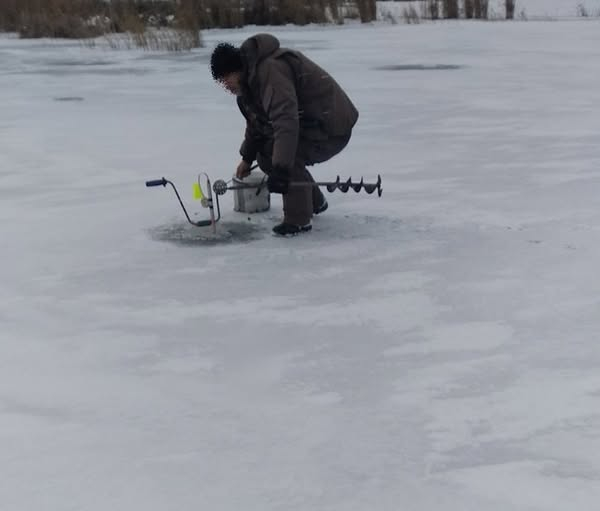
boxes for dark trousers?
[256,132,352,225]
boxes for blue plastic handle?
[146,178,167,187]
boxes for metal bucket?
[232,171,270,214]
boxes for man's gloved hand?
[267,166,290,194]
[236,160,252,180]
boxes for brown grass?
[1,0,105,38]
[0,0,201,50]
[100,27,201,52]
[0,0,378,40]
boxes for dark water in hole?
[148,220,265,246]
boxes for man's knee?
[301,130,352,166]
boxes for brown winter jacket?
[237,34,359,170]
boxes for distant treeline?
[0,0,378,40]
[425,0,490,19]
[401,0,518,20]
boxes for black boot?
[313,199,328,215]
[272,222,312,236]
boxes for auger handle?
[146,178,168,187]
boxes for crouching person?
[210,33,359,235]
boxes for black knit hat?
[210,43,243,81]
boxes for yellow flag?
[192,183,204,200]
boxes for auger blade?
[338,178,352,193]
[351,178,364,193]
[363,182,377,194]
[326,176,340,193]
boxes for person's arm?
[260,59,299,171]
[239,123,258,164]
[236,159,252,179]
[236,98,258,165]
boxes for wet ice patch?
[373,64,463,71]
[147,220,265,246]
[304,392,343,405]
[309,214,406,242]
[147,356,216,374]
[136,52,209,63]
[54,96,85,102]
[386,322,515,356]
[365,271,435,294]
[47,58,116,67]
[47,67,152,76]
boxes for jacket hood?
[240,34,281,85]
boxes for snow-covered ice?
[2,10,600,511]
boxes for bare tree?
[505,0,515,19]
[442,0,459,19]
[464,0,474,18]
[473,0,488,19]
[356,0,377,22]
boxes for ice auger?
[146,173,221,233]
[212,174,383,197]
[145,171,382,233]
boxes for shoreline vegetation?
[0,0,376,50]
[0,1,595,51]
